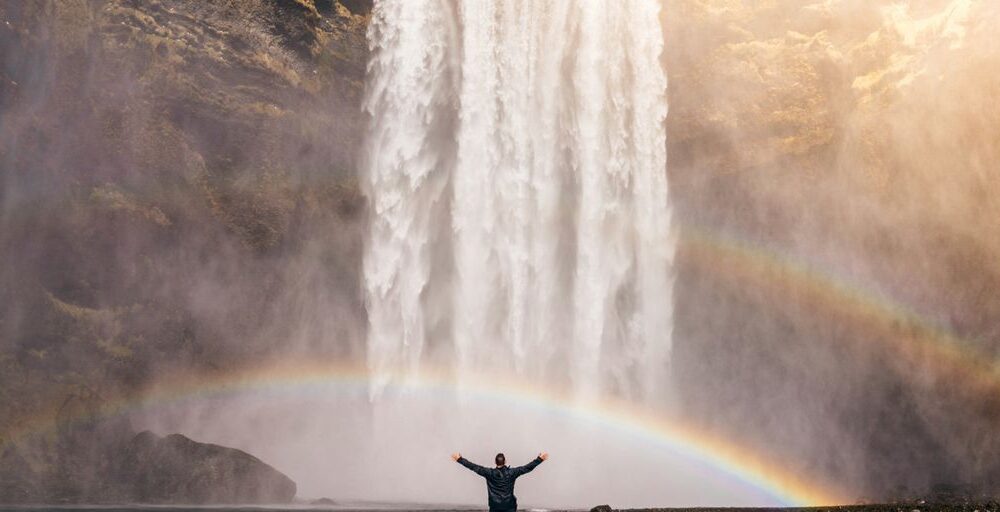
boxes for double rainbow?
[10,226,988,508]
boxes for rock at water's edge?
[118,431,296,504]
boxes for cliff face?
[665,0,1000,499]
[0,0,370,503]
[2,0,1000,504]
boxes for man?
[451,451,548,512]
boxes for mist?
[2,0,1000,508]
[665,0,1000,501]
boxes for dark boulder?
[117,431,296,504]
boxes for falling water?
[136,9,754,506]
[363,0,674,402]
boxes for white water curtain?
[363,0,674,403]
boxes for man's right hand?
[539,452,548,461]
[451,452,461,462]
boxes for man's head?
[495,453,505,467]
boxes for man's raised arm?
[511,452,548,477]
[452,452,490,476]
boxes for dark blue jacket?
[457,456,544,511]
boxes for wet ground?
[0,504,998,512]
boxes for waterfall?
[363,0,674,402]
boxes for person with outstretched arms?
[451,451,548,512]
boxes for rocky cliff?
[0,0,370,503]
[665,0,1000,500]
[2,0,1000,504]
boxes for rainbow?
[13,226,985,508]
[0,360,848,507]
[680,227,1000,399]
